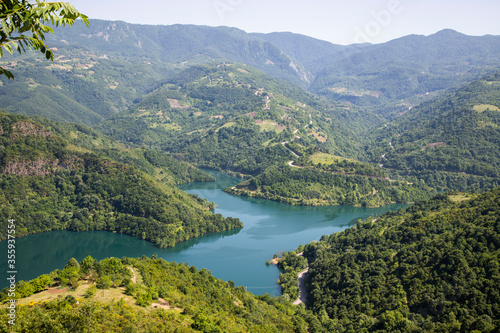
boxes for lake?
[1,170,407,295]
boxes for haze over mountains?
[2,17,500,332]
[1,19,500,197]
[2,20,499,123]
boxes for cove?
[1,170,407,295]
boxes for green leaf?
[45,49,53,60]
[3,43,13,55]
[0,67,15,80]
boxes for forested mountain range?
[2,20,500,206]
[2,20,500,122]
[1,17,500,332]
[367,70,500,192]
[277,189,500,331]
[0,112,241,248]
[310,29,500,118]
[95,63,434,207]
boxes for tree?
[0,0,89,79]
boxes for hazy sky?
[68,0,500,45]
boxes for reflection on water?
[1,170,408,295]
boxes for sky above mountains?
[69,0,499,45]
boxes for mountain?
[0,256,322,332]
[0,112,242,248]
[226,161,433,207]
[251,31,368,75]
[2,21,500,126]
[368,70,500,192]
[96,62,372,171]
[310,29,500,118]
[1,21,499,204]
[95,63,434,207]
[277,188,500,331]
[46,20,312,86]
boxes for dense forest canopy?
[367,71,500,193]
[1,18,500,332]
[277,189,500,332]
[0,255,322,332]
[0,112,241,248]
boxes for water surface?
[1,170,406,295]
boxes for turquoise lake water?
[1,170,406,295]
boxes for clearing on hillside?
[255,120,285,133]
[309,152,347,165]
[473,104,500,112]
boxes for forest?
[2,16,500,332]
[0,112,241,248]
[277,189,500,332]
[0,255,322,332]
[228,164,433,207]
[368,71,500,192]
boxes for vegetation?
[0,112,241,248]
[0,255,323,332]
[277,189,500,331]
[4,26,500,204]
[227,161,433,207]
[2,18,500,333]
[369,71,500,192]
[96,63,367,165]
[309,30,500,119]
[0,0,89,78]
[33,117,216,185]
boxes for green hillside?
[227,161,433,207]
[0,112,241,248]
[277,188,500,331]
[3,22,500,127]
[0,256,322,332]
[96,63,375,167]
[0,52,170,125]
[33,117,215,186]
[369,71,500,192]
[96,63,430,206]
[46,20,312,86]
[310,30,500,119]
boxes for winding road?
[293,267,309,306]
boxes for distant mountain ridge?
[47,20,312,86]
[2,20,500,200]
[0,20,490,120]
[1,19,499,124]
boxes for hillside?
[2,21,500,127]
[46,20,312,86]
[277,189,500,332]
[0,112,241,248]
[94,63,432,206]
[0,50,169,125]
[310,29,500,119]
[96,63,374,174]
[369,70,500,192]
[0,256,322,332]
[226,159,433,207]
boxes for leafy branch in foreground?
[0,0,89,78]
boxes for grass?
[150,123,182,131]
[448,193,476,202]
[261,139,275,147]
[13,268,150,311]
[309,152,347,165]
[66,144,93,154]
[473,104,500,112]
[215,122,235,133]
[255,120,284,133]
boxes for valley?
[1,14,500,332]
